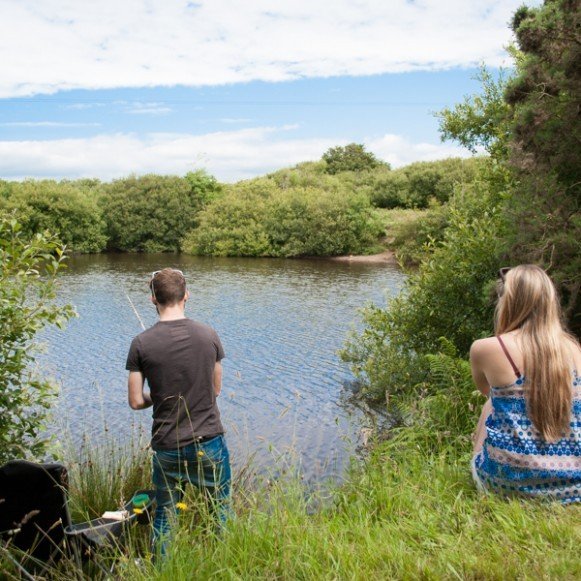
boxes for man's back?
[126,318,225,450]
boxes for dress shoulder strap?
[496,335,522,379]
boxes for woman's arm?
[470,339,491,397]
[473,398,492,455]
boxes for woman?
[470,264,581,503]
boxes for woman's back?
[472,333,581,503]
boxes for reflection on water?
[40,254,404,481]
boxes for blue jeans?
[151,435,231,556]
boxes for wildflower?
[197,450,204,457]
[176,502,188,511]
[133,508,144,515]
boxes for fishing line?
[124,289,146,331]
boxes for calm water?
[40,254,404,481]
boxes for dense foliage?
[183,179,383,257]
[0,179,107,253]
[368,157,484,209]
[101,171,220,252]
[322,142,387,174]
[0,217,74,464]
[343,0,580,405]
[342,173,509,398]
[0,143,486,258]
[505,0,581,334]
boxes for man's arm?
[213,361,222,397]
[128,371,153,410]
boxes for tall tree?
[322,143,387,174]
[505,0,580,334]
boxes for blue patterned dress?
[473,371,581,504]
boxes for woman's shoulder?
[470,336,499,358]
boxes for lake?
[40,254,404,481]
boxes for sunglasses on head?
[150,269,184,280]
[498,267,511,282]
[150,269,185,299]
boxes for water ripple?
[39,254,405,480]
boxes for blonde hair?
[495,264,578,442]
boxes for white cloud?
[62,103,106,110]
[219,118,254,124]
[0,0,525,97]
[0,126,470,182]
[367,134,472,167]
[0,121,101,127]
[125,102,173,115]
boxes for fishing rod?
[124,289,146,331]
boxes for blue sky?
[0,1,529,182]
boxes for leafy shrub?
[322,143,388,175]
[341,176,508,400]
[367,168,410,208]
[399,338,482,449]
[183,181,383,257]
[182,182,274,257]
[0,180,107,253]
[389,201,450,266]
[101,172,218,252]
[369,158,484,209]
[265,187,383,256]
[0,217,75,463]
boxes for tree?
[0,180,107,253]
[0,217,74,463]
[322,143,388,174]
[504,0,580,335]
[101,173,219,252]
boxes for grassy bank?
[4,424,579,579]
[116,440,580,580]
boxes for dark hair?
[150,269,186,306]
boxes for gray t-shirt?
[126,318,225,450]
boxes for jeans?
[151,435,231,556]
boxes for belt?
[194,434,220,443]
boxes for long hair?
[495,264,578,442]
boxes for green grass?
[5,430,577,580]
[3,357,580,579]
[105,436,580,580]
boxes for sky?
[0,0,530,182]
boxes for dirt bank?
[327,250,398,264]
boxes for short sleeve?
[213,332,225,361]
[125,336,142,372]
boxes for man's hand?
[128,371,153,410]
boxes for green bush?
[322,143,387,175]
[182,181,274,256]
[368,157,484,209]
[0,217,75,464]
[368,169,410,208]
[389,201,450,265]
[101,172,219,252]
[0,180,107,253]
[341,175,508,400]
[183,181,383,257]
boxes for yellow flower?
[197,450,204,457]
[133,508,144,515]
[176,502,188,511]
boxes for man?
[125,268,230,555]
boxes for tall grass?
[5,438,577,578]
[106,436,579,580]
[3,362,580,579]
